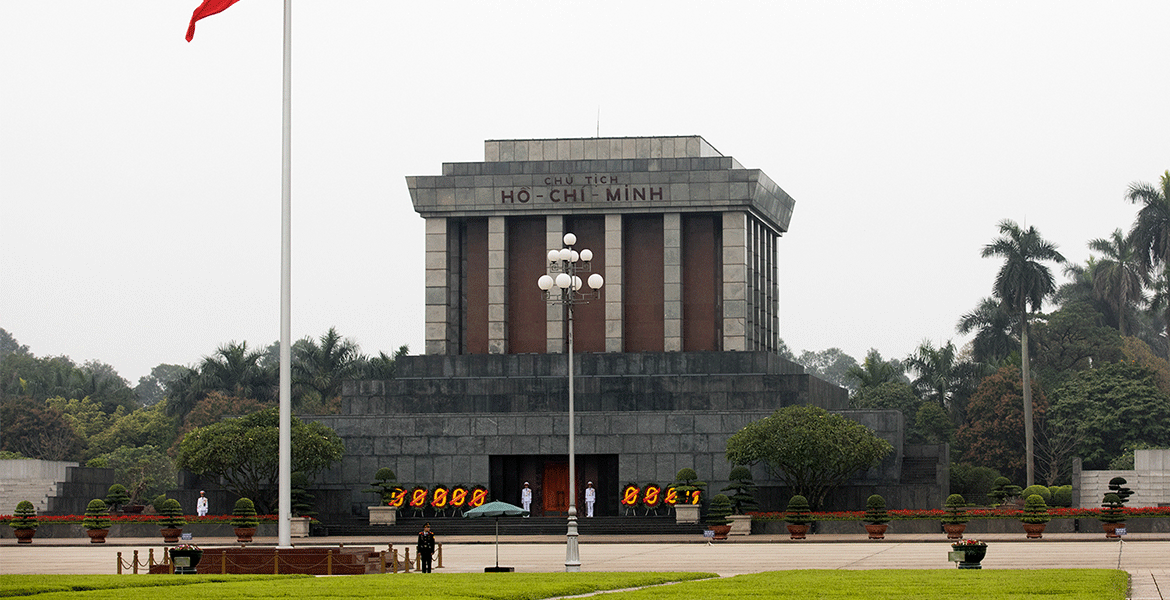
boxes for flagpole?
[277,0,293,549]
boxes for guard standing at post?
[416,522,436,573]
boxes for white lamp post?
[537,232,603,572]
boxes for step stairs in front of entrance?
[323,515,705,538]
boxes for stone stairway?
[323,515,706,537]
[0,460,75,514]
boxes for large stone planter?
[943,523,967,539]
[674,504,700,524]
[1022,522,1046,539]
[86,528,109,543]
[369,506,397,525]
[728,514,752,536]
[160,527,183,543]
[864,523,888,539]
[289,517,311,537]
[707,524,731,540]
[786,523,810,539]
[12,528,36,544]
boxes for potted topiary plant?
[1099,492,1126,538]
[9,500,38,544]
[158,498,187,543]
[862,494,890,539]
[169,543,203,574]
[671,468,706,524]
[941,493,969,539]
[988,477,1022,507]
[364,468,399,525]
[83,499,111,543]
[705,493,733,540]
[721,465,758,536]
[784,494,812,540]
[105,484,131,514]
[1020,494,1050,538]
[231,497,259,543]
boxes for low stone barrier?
[752,517,1170,535]
[0,522,279,540]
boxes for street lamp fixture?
[537,232,602,572]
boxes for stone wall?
[1073,449,1170,508]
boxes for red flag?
[186,0,242,42]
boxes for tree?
[724,405,893,508]
[1119,336,1170,396]
[0,328,30,359]
[292,327,362,413]
[359,345,410,380]
[0,397,83,460]
[982,219,1066,486]
[198,342,276,404]
[850,381,926,441]
[134,364,187,408]
[175,407,344,513]
[905,339,985,423]
[1088,229,1147,336]
[44,396,124,459]
[796,348,860,392]
[845,349,906,390]
[956,297,1018,366]
[1126,170,1170,346]
[955,366,1046,483]
[1030,301,1122,389]
[87,400,179,457]
[88,445,176,505]
[1046,361,1170,470]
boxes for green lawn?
[0,570,1128,600]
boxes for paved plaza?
[2,533,1167,599]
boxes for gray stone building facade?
[314,136,944,520]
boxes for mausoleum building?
[315,136,944,520]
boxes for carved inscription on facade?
[499,174,667,205]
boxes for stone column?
[722,211,748,351]
[487,216,507,354]
[605,214,623,352]
[424,217,449,355]
[663,213,682,351]
[546,216,565,353]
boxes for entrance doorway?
[543,462,568,514]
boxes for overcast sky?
[2,2,1168,384]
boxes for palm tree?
[1126,170,1170,347]
[1088,228,1147,336]
[956,297,1018,365]
[981,219,1066,486]
[845,349,904,390]
[292,327,362,406]
[199,341,277,403]
[905,339,986,424]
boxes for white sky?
[2,2,1167,384]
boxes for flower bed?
[747,506,1170,522]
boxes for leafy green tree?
[982,219,1066,486]
[1119,336,1170,395]
[88,401,179,457]
[955,366,1046,483]
[725,405,893,508]
[1088,229,1147,336]
[176,407,344,513]
[1046,361,1170,470]
[0,397,83,460]
[915,402,956,444]
[1031,301,1123,389]
[134,364,186,408]
[796,348,860,392]
[1126,170,1170,347]
[0,328,30,359]
[850,381,926,441]
[88,445,176,505]
[44,396,123,459]
[182,392,273,432]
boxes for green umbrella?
[464,501,529,568]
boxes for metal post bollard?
[148,548,156,567]
[327,549,333,576]
[436,542,443,569]
[273,549,279,574]
[134,550,140,574]
[404,548,412,573]
[117,552,123,575]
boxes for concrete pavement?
[2,533,1166,599]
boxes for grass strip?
[0,572,713,600]
[591,569,1129,600]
